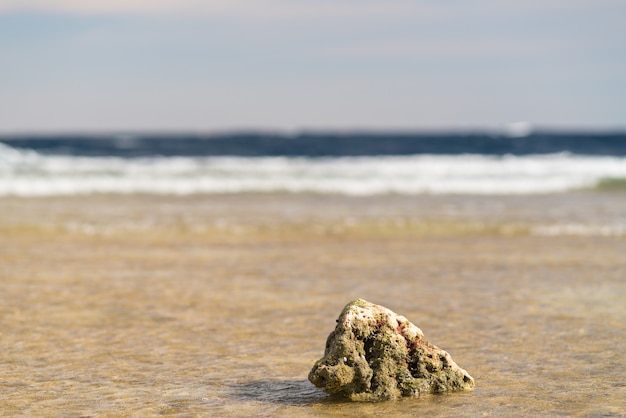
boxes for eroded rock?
[308,298,474,401]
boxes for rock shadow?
[229,379,343,406]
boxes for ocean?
[2,131,626,416]
[1,131,626,197]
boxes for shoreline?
[1,191,625,416]
[2,190,625,239]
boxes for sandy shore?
[1,193,625,416]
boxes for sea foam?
[1,142,625,197]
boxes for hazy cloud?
[0,0,431,18]
[1,0,624,131]
[322,38,577,60]
[2,0,621,20]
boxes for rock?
[308,298,474,401]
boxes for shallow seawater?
[1,193,625,416]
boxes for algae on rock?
[308,298,474,401]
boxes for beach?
[1,192,625,416]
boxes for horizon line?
[2,125,626,138]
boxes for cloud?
[2,0,616,20]
[0,0,429,18]
[1,0,622,18]
[0,0,229,15]
[322,38,575,60]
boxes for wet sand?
[1,193,625,416]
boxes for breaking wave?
[1,142,625,197]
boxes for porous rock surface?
[308,298,474,401]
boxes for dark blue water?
[2,131,626,157]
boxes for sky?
[0,0,625,133]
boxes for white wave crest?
[1,142,625,196]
